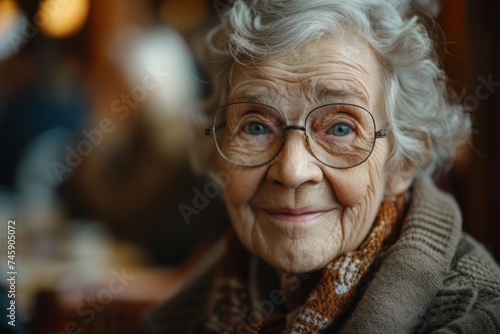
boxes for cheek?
[216,159,263,208]
[216,161,267,255]
[325,145,388,207]
[324,146,389,254]
[325,167,380,207]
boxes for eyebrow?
[315,86,369,107]
[228,92,273,104]
[228,86,369,108]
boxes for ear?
[385,129,431,196]
[385,162,417,196]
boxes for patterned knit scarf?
[204,195,406,334]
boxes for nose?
[266,129,323,188]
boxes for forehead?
[228,35,384,115]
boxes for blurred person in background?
[1,1,226,332]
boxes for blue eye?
[329,123,352,136]
[246,122,270,135]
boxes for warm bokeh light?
[0,0,22,60]
[0,0,20,36]
[38,0,89,38]
[160,0,208,30]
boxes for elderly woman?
[143,0,500,333]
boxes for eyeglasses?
[205,102,389,169]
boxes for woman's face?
[216,35,408,273]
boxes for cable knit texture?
[142,177,500,333]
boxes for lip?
[261,208,332,223]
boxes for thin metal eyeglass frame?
[204,102,390,169]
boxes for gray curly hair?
[193,0,471,176]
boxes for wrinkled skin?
[216,35,414,274]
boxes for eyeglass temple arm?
[375,128,389,138]
[205,127,214,136]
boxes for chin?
[262,246,336,274]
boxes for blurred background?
[0,0,498,333]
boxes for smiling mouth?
[262,208,332,223]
